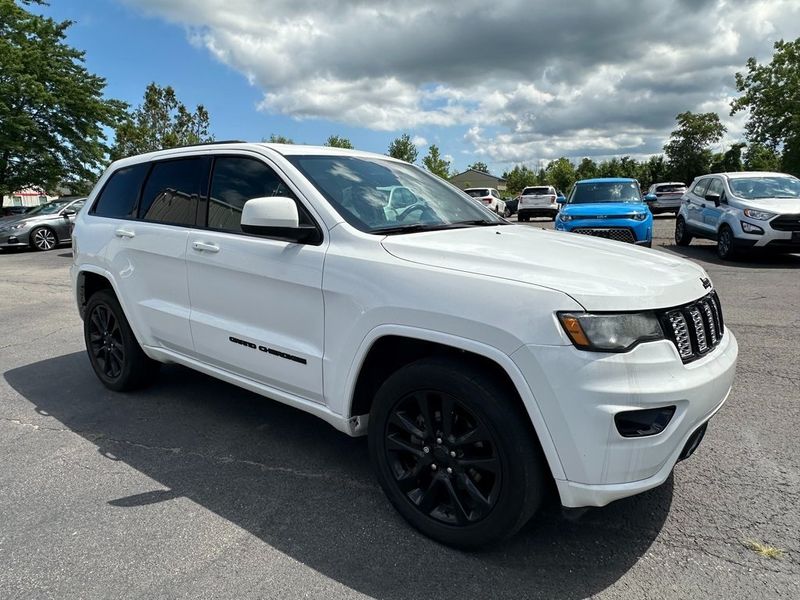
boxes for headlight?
[559,214,573,222]
[631,212,648,221]
[743,208,775,221]
[558,312,663,352]
[10,223,27,230]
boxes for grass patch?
[743,539,785,559]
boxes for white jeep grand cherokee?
[71,143,738,548]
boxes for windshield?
[522,187,551,195]
[728,176,800,200]
[25,200,70,216]
[288,156,505,233]
[570,182,642,204]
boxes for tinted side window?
[208,156,298,233]
[139,158,205,225]
[92,163,149,218]
[692,179,710,198]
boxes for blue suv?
[555,178,655,246]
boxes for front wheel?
[84,290,160,391]
[368,357,545,549]
[674,217,692,246]
[717,225,738,260]
[503,207,511,218]
[30,226,58,251]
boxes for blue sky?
[37,0,800,175]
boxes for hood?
[0,214,29,227]
[381,225,710,311]
[734,197,800,215]
[560,202,647,217]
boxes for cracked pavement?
[1,218,799,599]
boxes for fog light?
[615,406,676,437]
[740,221,764,235]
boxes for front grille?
[657,291,724,363]
[572,227,635,243]
[771,214,800,232]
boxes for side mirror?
[704,192,721,207]
[556,195,566,204]
[62,208,76,217]
[241,197,319,244]
[644,193,658,203]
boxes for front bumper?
[0,231,30,247]
[556,217,652,244]
[730,218,800,249]
[512,328,738,508]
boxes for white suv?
[517,185,559,221]
[675,171,800,259]
[71,143,738,548]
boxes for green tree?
[743,143,782,171]
[575,158,598,181]
[263,133,294,144]
[544,157,576,194]
[468,161,490,173]
[324,134,353,149]
[0,0,126,197]
[387,133,418,163]
[710,142,746,173]
[637,155,670,189]
[502,164,537,194]
[732,38,800,175]
[598,157,622,178]
[422,144,450,179]
[664,111,726,184]
[111,83,212,160]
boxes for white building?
[2,188,58,208]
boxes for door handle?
[114,228,135,238]
[191,241,220,253]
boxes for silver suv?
[646,182,686,215]
[675,172,800,259]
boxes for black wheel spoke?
[389,411,425,439]
[386,433,424,458]
[414,393,437,438]
[440,395,455,439]
[459,472,493,510]
[416,477,441,513]
[459,455,500,475]
[453,423,491,448]
[442,477,470,524]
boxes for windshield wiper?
[372,220,501,235]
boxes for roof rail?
[173,139,247,149]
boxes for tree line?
[1,0,798,198]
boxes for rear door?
[186,154,327,403]
[101,157,207,354]
[685,178,709,232]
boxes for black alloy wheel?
[384,390,501,526]
[87,303,125,380]
[31,227,57,251]
[369,357,544,548]
[83,290,159,391]
[717,225,737,260]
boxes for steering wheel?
[396,202,436,222]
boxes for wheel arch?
[345,327,566,481]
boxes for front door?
[186,154,327,403]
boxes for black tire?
[716,225,737,260]
[29,226,58,251]
[674,217,692,246]
[503,207,511,218]
[368,356,545,549]
[84,289,160,391]
[519,215,528,222]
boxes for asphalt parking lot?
[1,216,798,599]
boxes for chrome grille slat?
[658,291,724,363]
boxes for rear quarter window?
[91,163,149,218]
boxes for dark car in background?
[0,197,86,251]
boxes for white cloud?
[411,135,428,147]
[124,0,800,162]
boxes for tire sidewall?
[83,291,140,391]
[368,359,542,548]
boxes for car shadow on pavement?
[661,243,800,268]
[5,352,674,600]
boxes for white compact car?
[675,171,800,259]
[463,187,509,216]
[71,143,738,548]
[517,185,560,221]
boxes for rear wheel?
[84,290,160,391]
[30,226,58,251]
[717,225,737,260]
[674,217,692,246]
[368,357,545,549]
